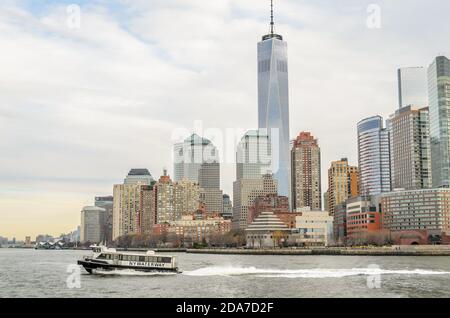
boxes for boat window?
[139,256,146,262]
[97,254,106,259]
[162,257,172,263]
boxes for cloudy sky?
[1,0,449,239]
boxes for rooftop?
[128,169,151,176]
[246,211,289,232]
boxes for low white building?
[290,211,334,246]
[246,211,290,248]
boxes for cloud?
[0,0,449,238]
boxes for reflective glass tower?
[428,56,450,187]
[357,116,392,196]
[173,134,220,184]
[397,67,428,109]
[258,0,290,198]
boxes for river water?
[1,249,450,298]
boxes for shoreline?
[184,246,450,256]
[3,246,450,256]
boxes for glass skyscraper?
[389,106,432,190]
[397,67,428,109]
[236,130,272,180]
[357,116,392,196]
[257,2,290,198]
[173,134,223,214]
[173,134,220,184]
[428,56,450,187]
[233,130,276,230]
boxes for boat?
[77,245,181,274]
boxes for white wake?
[92,269,178,277]
[182,266,450,278]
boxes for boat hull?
[77,259,180,274]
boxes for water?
[1,249,450,298]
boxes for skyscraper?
[222,194,233,220]
[258,0,290,198]
[173,134,220,183]
[398,67,428,109]
[174,133,223,214]
[326,158,359,215]
[389,106,432,190]
[95,196,113,243]
[236,130,272,180]
[124,169,155,185]
[233,130,278,229]
[198,162,224,214]
[291,132,322,211]
[428,56,450,187]
[80,206,106,243]
[357,116,392,196]
[112,169,154,240]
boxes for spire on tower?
[270,0,274,35]
[262,0,283,41]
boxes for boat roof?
[93,246,173,257]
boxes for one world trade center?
[257,0,291,199]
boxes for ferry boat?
[77,245,180,274]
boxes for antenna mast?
[270,0,274,35]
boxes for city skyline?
[1,0,450,238]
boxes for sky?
[1,0,449,239]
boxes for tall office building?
[173,134,220,183]
[236,130,272,180]
[199,162,223,214]
[80,206,106,243]
[428,56,450,187]
[258,1,290,198]
[95,196,113,243]
[398,67,428,109]
[357,116,392,196]
[291,132,322,210]
[389,106,432,190]
[112,169,154,240]
[233,130,277,229]
[124,169,155,185]
[174,134,222,214]
[222,194,233,220]
[326,158,359,215]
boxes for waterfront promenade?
[6,245,450,256]
[185,246,450,256]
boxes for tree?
[273,231,285,248]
